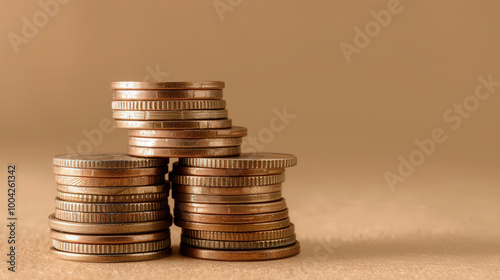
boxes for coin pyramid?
[110,81,245,158]
[49,154,172,262]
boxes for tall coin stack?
[170,153,300,261]
[110,81,246,158]
[49,154,172,262]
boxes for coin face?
[54,209,170,223]
[172,192,282,203]
[115,119,233,130]
[53,153,168,169]
[52,166,167,177]
[174,209,289,224]
[169,173,285,187]
[129,137,242,148]
[53,239,171,254]
[54,175,165,187]
[174,218,290,232]
[112,100,226,111]
[50,230,170,244]
[50,247,171,262]
[179,153,297,169]
[48,214,172,234]
[172,163,284,176]
[181,235,296,250]
[180,242,300,261]
[54,198,168,213]
[171,184,282,195]
[57,191,169,203]
[128,146,241,158]
[111,81,225,90]
[112,109,228,121]
[181,224,295,241]
[174,199,286,214]
[57,184,169,195]
[113,89,223,100]
[128,127,247,138]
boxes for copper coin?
[55,198,168,213]
[112,110,228,121]
[180,242,300,261]
[129,137,242,148]
[50,229,170,244]
[48,214,172,234]
[113,89,223,100]
[128,127,247,138]
[57,191,169,203]
[172,192,282,203]
[112,100,226,111]
[171,184,282,195]
[50,247,171,262]
[54,209,170,223]
[57,184,169,195]
[115,119,232,130]
[53,239,171,254]
[174,218,290,232]
[179,153,297,169]
[53,153,168,169]
[182,224,295,241]
[54,175,164,187]
[128,146,241,158]
[181,235,296,250]
[53,166,167,177]
[111,81,225,90]
[169,173,285,187]
[174,209,289,224]
[172,163,284,176]
[175,199,286,214]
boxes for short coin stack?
[110,81,246,158]
[49,154,172,262]
[170,153,300,261]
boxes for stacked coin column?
[170,154,300,261]
[49,154,172,262]
[110,81,245,158]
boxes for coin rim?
[50,229,170,244]
[111,81,225,90]
[50,247,172,262]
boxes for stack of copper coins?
[110,81,246,158]
[170,153,300,261]
[49,154,172,262]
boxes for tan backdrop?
[1,0,499,279]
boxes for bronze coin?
[113,89,223,100]
[172,192,282,203]
[115,119,233,130]
[169,173,285,187]
[174,217,290,232]
[53,153,168,169]
[50,247,171,262]
[57,184,169,195]
[172,163,284,176]
[171,184,282,195]
[175,199,286,214]
[179,241,300,261]
[53,166,167,177]
[50,229,170,244]
[181,235,296,250]
[54,198,168,213]
[112,109,228,121]
[54,175,164,187]
[111,81,225,90]
[128,146,241,158]
[52,239,171,254]
[174,209,289,224]
[179,153,297,169]
[129,137,242,148]
[57,191,169,203]
[112,100,226,110]
[54,209,170,223]
[182,224,295,241]
[128,127,247,138]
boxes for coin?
[50,247,171,262]
[113,89,223,100]
[52,166,167,177]
[128,146,241,158]
[53,239,171,254]
[128,127,247,138]
[113,110,228,121]
[174,218,290,232]
[182,225,295,241]
[174,209,289,224]
[57,184,169,195]
[57,191,169,203]
[175,199,286,214]
[55,198,167,213]
[53,153,168,169]
[179,153,297,169]
[50,230,170,244]
[169,173,285,187]
[54,175,164,187]
[54,209,170,223]
[115,119,232,130]
[172,184,281,195]
[180,242,300,261]
[49,214,172,234]
[129,137,242,148]
[112,100,226,111]
[172,163,284,176]
[111,81,225,90]
[172,192,282,203]
[181,235,296,250]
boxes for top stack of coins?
[111,81,246,158]
[49,154,172,262]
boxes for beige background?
[1,0,500,279]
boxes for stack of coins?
[170,153,300,261]
[49,154,172,262]
[110,81,246,158]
